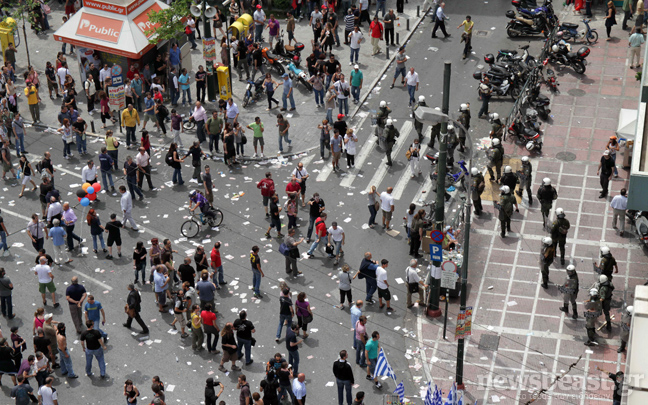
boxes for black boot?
[572,304,578,319]
[559,306,568,313]
[617,341,626,353]
[528,197,533,205]
[561,257,565,265]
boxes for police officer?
[550,207,570,265]
[536,177,557,229]
[595,246,619,282]
[412,95,427,142]
[428,107,442,149]
[457,103,470,152]
[375,100,392,139]
[618,305,632,353]
[501,166,519,212]
[498,185,515,238]
[558,265,579,319]
[489,112,503,140]
[584,288,602,346]
[516,156,533,205]
[597,274,614,332]
[446,124,458,167]
[384,119,399,167]
[471,167,485,216]
[487,138,504,183]
[539,236,555,289]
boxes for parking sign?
[429,244,443,262]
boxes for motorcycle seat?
[285,45,296,52]
[266,51,279,60]
[537,94,550,103]
[640,223,648,234]
[520,44,530,50]
[561,22,578,29]
[500,49,518,55]
[567,52,577,59]
[254,77,265,87]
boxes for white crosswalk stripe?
[365,121,413,193]
[315,160,333,182]
[412,176,434,206]
[392,144,427,201]
[339,135,378,188]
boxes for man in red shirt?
[306,212,328,258]
[370,16,384,56]
[210,241,226,287]
[126,65,139,81]
[256,172,276,217]
[285,175,301,199]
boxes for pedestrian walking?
[558,265,579,319]
[337,265,354,309]
[275,287,295,343]
[286,323,303,374]
[132,242,147,285]
[284,228,304,276]
[234,310,255,365]
[365,331,383,388]
[171,289,189,338]
[247,116,265,158]
[210,242,226,286]
[606,136,620,177]
[250,246,265,298]
[184,141,206,183]
[375,259,393,312]
[34,257,58,308]
[280,73,296,111]
[550,208,570,265]
[80,320,106,378]
[306,212,328,257]
[369,16,383,55]
[610,188,628,236]
[432,2,450,38]
[0,268,13,318]
[219,322,241,372]
[153,265,170,313]
[49,219,71,265]
[292,373,307,405]
[61,203,82,252]
[190,304,204,351]
[65,276,86,334]
[56,323,78,378]
[598,275,614,331]
[333,350,354,405]
[123,156,144,201]
[486,138,504,182]
[266,194,283,239]
[121,104,140,149]
[327,221,345,265]
[356,252,379,303]
[379,187,395,229]
[84,295,107,340]
[87,209,107,254]
[629,28,645,68]
[348,26,364,64]
[404,68,419,107]
[498,186,515,238]
[350,299,363,347]
[123,283,148,334]
[457,15,474,59]
[295,292,313,338]
[584,288,602,346]
[536,177,557,228]
[104,213,124,260]
[24,80,41,123]
[196,270,217,311]
[201,303,220,355]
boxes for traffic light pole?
[427,61,451,318]
[202,0,217,101]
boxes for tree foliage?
[145,0,193,44]
[2,0,41,26]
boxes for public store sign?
[76,13,123,44]
[134,2,162,38]
[455,306,473,340]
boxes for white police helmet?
[492,138,500,146]
[471,167,479,176]
[380,100,387,107]
[542,177,551,186]
[504,166,512,174]
[542,237,552,245]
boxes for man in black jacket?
[355,252,379,304]
[123,284,149,335]
[333,350,355,405]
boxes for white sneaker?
[349,62,353,66]
[69,153,74,157]
[252,153,258,158]
[260,153,264,158]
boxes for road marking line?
[411,176,433,206]
[471,228,638,249]
[339,135,378,188]
[365,121,413,192]
[392,144,427,201]
[25,153,83,179]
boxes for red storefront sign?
[84,0,149,15]
[76,13,123,43]
[133,2,162,38]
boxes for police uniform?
[539,243,555,287]
[487,144,504,182]
[471,173,485,215]
[457,110,470,152]
[619,311,631,352]
[584,297,602,345]
[446,127,458,167]
[375,106,391,138]
[559,272,579,318]
[536,185,558,227]
[384,124,399,166]
[599,254,617,282]
[498,193,515,237]
[598,281,614,331]
[412,101,426,141]
[501,172,518,194]
[516,161,533,203]
[490,119,503,140]
[551,217,571,265]
[428,122,441,149]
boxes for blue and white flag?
[424,382,434,405]
[433,384,443,405]
[457,393,463,405]
[394,381,405,404]
[446,383,457,405]
[374,348,397,381]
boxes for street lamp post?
[190,0,217,101]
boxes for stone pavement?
[408,4,645,405]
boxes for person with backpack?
[275,288,294,342]
[154,99,168,135]
[167,143,185,185]
[306,212,328,258]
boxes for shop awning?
[53,0,168,59]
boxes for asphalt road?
[0,0,548,404]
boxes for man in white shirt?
[610,188,628,236]
[348,26,363,65]
[405,259,428,308]
[135,147,154,190]
[81,160,98,184]
[119,186,138,231]
[27,214,48,252]
[253,5,267,42]
[327,222,345,265]
[99,64,111,89]
[380,187,395,229]
[334,75,350,116]
[292,373,307,405]
[292,162,309,206]
[34,256,59,307]
[57,63,70,88]
[225,98,239,124]
[376,259,392,311]
[192,101,208,143]
[405,67,419,107]
[37,377,58,405]
[46,197,63,225]
[84,75,97,114]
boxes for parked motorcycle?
[274,31,306,64]
[242,77,266,108]
[511,0,558,30]
[547,40,589,74]
[526,82,551,120]
[505,9,551,38]
[495,44,533,64]
[627,210,648,246]
[507,111,543,151]
[558,19,598,44]
[539,58,559,93]
[261,47,286,76]
[287,60,313,92]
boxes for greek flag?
[373,348,397,381]
[446,383,457,404]
[393,381,405,404]
[457,393,463,405]
[423,382,434,405]
[433,385,443,405]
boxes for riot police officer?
[498,185,515,238]
[584,288,602,346]
[384,119,399,166]
[412,95,427,142]
[501,166,519,212]
[595,246,619,282]
[618,305,633,353]
[550,207,571,265]
[539,236,555,289]
[516,156,533,205]
[457,103,471,152]
[375,100,392,138]
[558,265,579,319]
[536,177,557,229]
[471,167,485,216]
[489,112,504,140]
[428,107,442,149]
[446,124,458,167]
[487,138,504,183]
[597,274,614,332]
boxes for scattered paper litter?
[325,382,334,387]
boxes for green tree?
[2,0,41,67]
[145,0,193,44]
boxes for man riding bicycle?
[189,190,216,222]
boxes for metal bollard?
[406,19,410,31]
[417,5,420,17]
[386,43,390,59]
[90,121,95,134]
[396,33,400,45]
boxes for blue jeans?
[255,24,264,42]
[173,168,184,184]
[350,48,359,63]
[209,133,220,152]
[127,175,143,199]
[333,240,343,257]
[307,237,321,255]
[43,14,50,30]
[611,153,619,176]
[237,337,252,363]
[276,313,293,338]
[252,268,262,295]
[337,378,353,405]
[314,88,325,105]
[213,265,225,284]
[375,0,386,17]
[135,261,146,282]
[338,98,348,115]
[289,350,300,374]
[188,32,197,48]
[76,134,86,154]
[171,86,179,105]
[15,133,24,155]
[307,216,318,240]
[0,295,12,317]
[101,170,114,189]
[355,339,366,366]
[351,86,360,103]
[62,140,71,157]
[326,108,333,124]
[282,92,296,109]
[85,348,106,376]
[181,88,192,105]
[368,204,377,225]
[0,230,7,251]
[278,132,292,152]
[365,278,377,301]
[92,233,106,251]
[320,138,330,158]
[407,84,416,105]
[88,318,108,339]
[58,348,77,377]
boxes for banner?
[203,37,217,61]
[455,306,473,340]
[464,306,473,337]
[108,85,125,110]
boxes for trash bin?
[216,65,231,101]
[0,18,16,56]
[623,140,633,169]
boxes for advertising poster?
[203,38,216,61]
[108,84,125,110]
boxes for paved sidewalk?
[409,4,644,404]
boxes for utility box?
[216,65,231,100]
[0,18,17,56]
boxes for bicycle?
[181,208,224,238]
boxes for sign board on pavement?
[440,260,458,289]
[429,244,442,262]
[108,84,125,110]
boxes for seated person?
[442,225,459,251]
[189,190,215,221]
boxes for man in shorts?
[153,265,169,312]
[389,46,407,89]
[34,256,59,307]
[247,116,265,158]
[380,187,395,230]
[364,331,382,389]
[256,172,275,217]
[104,213,123,260]
[141,93,158,132]
[330,129,344,172]
[375,259,393,311]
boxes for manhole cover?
[567,89,586,97]
[478,334,500,351]
[475,30,489,37]
[556,152,577,161]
